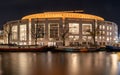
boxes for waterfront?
[0,52,120,75]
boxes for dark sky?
[0,0,120,31]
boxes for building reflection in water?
[66,52,107,75]
[0,52,120,75]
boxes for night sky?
[0,0,120,32]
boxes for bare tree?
[59,24,69,46]
[86,24,103,48]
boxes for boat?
[106,45,120,52]
[0,45,48,52]
[50,46,89,52]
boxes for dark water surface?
[0,52,120,75]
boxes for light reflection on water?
[0,52,120,75]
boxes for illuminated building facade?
[3,12,118,46]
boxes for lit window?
[103,26,105,29]
[102,31,105,35]
[107,26,109,30]
[74,36,79,40]
[103,36,105,39]
[110,27,112,30]
[110,37,112,40]
[37,23,45,38]
[107,32,109,35]
[88,36,92,40]
[82,36,87,41]
[69,23,79,34]
[99,25,102,29]
[99,36,101,39]
[69,36,79,41]
[12,25,17,40]
[49,23,59,38]
[20,24,27,41]
[110,32,112,35]
[107,37,109,41]
[82,24,92,35]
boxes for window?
[20,24,27,41]
[110,32,112,35]
[37,23,45,38]
[12,25,17,40]
[82,24,92,35]
[99,25,102,29]
[110,27,112,30]
[69,23,79,34]
[107,37,109,41]
[107,26,109,30]
[49,23,59,39]
[69,36,79,41]
[103,26,105,29]
[102,31,105,35]
[82,36,87,41]
[88,36,92,40]
[107,32,109,35]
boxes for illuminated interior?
[69,23,79,34]
[11,25,17,40]
[20,24,27,41]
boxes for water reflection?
[0,52,120,75]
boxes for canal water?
[0,52,120,75]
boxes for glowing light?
[22,12,104,21]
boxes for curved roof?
[22,12,104,21]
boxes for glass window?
[49,23,59,39]
[12,25,17,40]
[110,32,112,35]
[107,32,109,35]
[103,36,105,39]
[103,26,105,29]
[82,36,87,41]
[102,31,105,35]
[37,23,45,38]
[99,25,102,29]
[69,36,79,41]
[82,24,92,35]
[88,36,92,40]
[107,37,109,41]
[107,26,109,30]
[110,27,112,30]
[69,23,79,34]
[20,24,27,41]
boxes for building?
[3,11,118,47]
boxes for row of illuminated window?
[69,35,114,41]
[35,23,115,36]
[99,25,112,30]
[10,23,116,40]
[11,24,27,41]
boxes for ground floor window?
[48,42,56,46]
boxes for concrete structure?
[3,11,118,46]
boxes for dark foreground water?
[0,52,120,75]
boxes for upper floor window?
[11,25,17,40]
[107,26,109,30]
[37,23,45,38]
[49,23,59,39]
[103,26,105,29]
[20,24,27,41]
[69,23,79,34]
[82,24,92,35]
